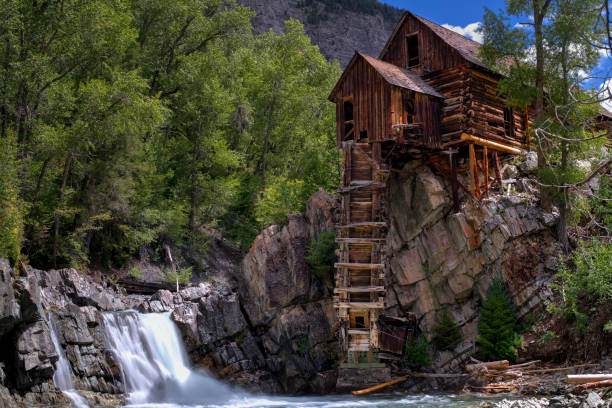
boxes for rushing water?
[100,311,506,408]
[48,314,90,408]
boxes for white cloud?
[441,22,483,44]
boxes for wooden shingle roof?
[379,11,486,69]
[329,52,444,101]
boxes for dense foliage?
[553,240,612,332]
[477,280,519,362]
[432,309,462,351]
[403,335,431,371]
[304,231,338,278]
[0,0,341,269]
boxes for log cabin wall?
[465,67,528,147]
[380,14,467,73]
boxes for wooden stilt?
[446,149,459,212]
[483,146,489,198]
[493,151,503,194]
[469,143,475,195]
[469,144,481,200]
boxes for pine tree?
[433,309,462,351]
[476,280,518,362]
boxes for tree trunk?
[53,152,72,267]
[533,0,552,211]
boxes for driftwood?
[466,360,510,372]
[351,377,407,395]
[566,374,612,384]
[524,364,599,374]
[575,379,612,391]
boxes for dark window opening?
[402,92,415,123]
[355,316,365,328]
[406,34,419,67]
[503,107,515,138]
[343,98,354,140]
[359,130,367,141]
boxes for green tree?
[432,309,462,351]
[477,280,518,362]
[479,0,608,249]
[0,132,22,264]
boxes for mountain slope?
[238,0,404,67]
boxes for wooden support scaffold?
[334,140,388,367]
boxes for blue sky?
[379,0,611,105]
[379,0,506,32]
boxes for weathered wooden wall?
[380,15,466,73]
[335,57,441,149]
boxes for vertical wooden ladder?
[334,141,388,365]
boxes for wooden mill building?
[328,11,532,367]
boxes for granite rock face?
[139,190,341,394]
[237,0,402,68]
[384,163,560,371]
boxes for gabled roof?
[329,52,444,101]
[379,11,486,69]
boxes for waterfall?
[48,314,89,408]
[102,311,241,405]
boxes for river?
[51,311,510,408]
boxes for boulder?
[14,321,58,390]
[520,151,538,173]
[0,259,20,337]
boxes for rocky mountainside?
[238,0,404,67]
[0,158,582,405]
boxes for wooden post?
[469,143,475,195]
[445,149,459,212]
[493,151,503,194]
[483,146,489,198]
[469,144,481,200]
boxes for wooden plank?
[334,286,385,293]
[461,133,522,154]
[335,302,385,309]
[334,263,384,270]
[337,222,386,229]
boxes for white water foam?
[102,311,241,405]
[48,314,89,408]
[101,311,494,408]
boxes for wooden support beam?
[461,133,522,155]
[335,302,385,309]
[469,143,475,195]
[493,151,503,194]
[334,286,385,293]
[483,146,489,198]
[334,263,384,270]
[337,222,386,229]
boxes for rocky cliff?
[238,0,403,67]
[0,161,565,404]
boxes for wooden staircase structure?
[334,141,389,366]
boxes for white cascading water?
[48,314,90,408]
[102,311,241,406]
[100,311,482,408]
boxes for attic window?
[343,98,355,140]
[503,107,515,139]
[406,34,419,67]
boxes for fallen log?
[351,377,408,395]
[524,364,600,374]
[466,360,510,372]
[566,374,612,384]
[575,379,612,391]
[508,360,540,369]
[411,372,469,379]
